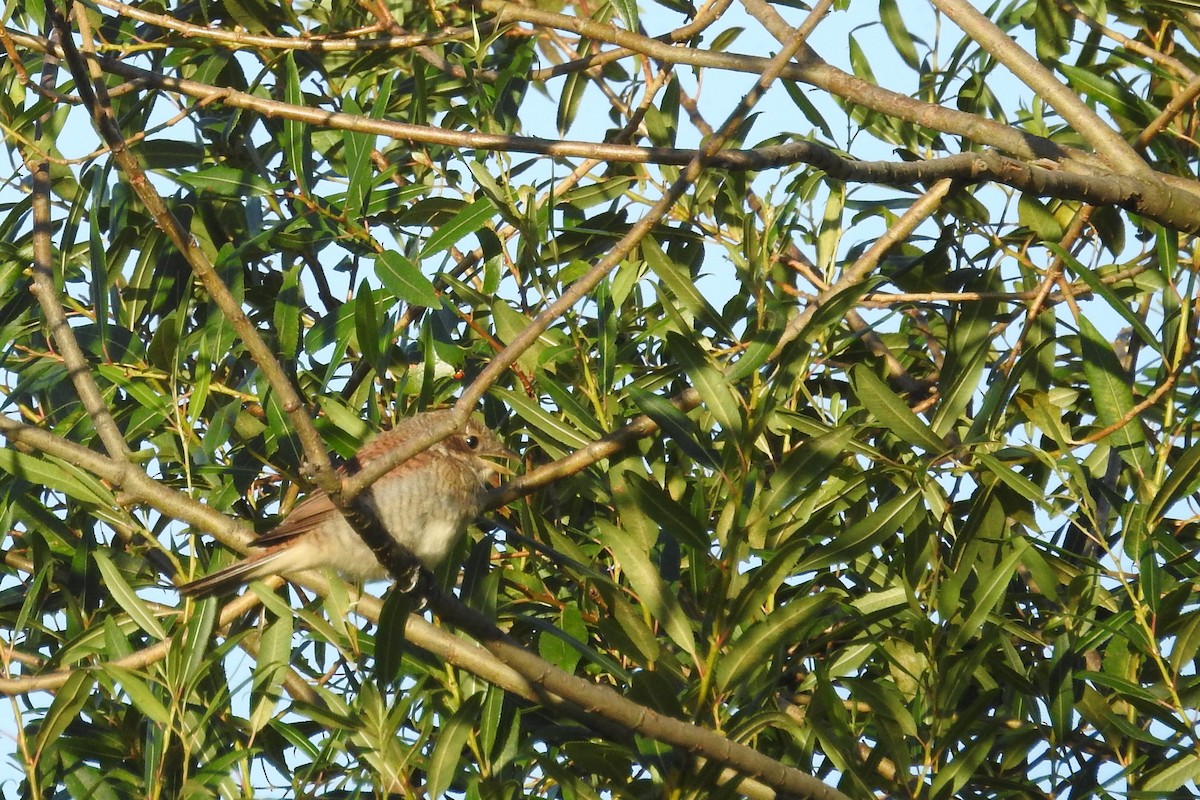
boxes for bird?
[178,410,515,598]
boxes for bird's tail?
[177,549,290,598]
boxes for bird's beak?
[483,445,519,476]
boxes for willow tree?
[2,0,1199,797]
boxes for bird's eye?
[465,435,480,449]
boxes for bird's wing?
[254,490,341,546]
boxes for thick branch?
[930,0,1152,177]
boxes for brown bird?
[178,410,514,598]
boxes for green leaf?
[354,280,382,368]
[249,610,293,733]
[1143,754,1200,793]
[641,236,735,341]
[1017,194,1064,240]
[93,550,168,641]
[494,386,592,450]
[376,251,440,307]
[33,671,96,760]
[628,387,718,468]
[491,302,544,373]
[375,587,412,688]
[850,363,945,453]
[782,80,834,140]
[420,197,497,257]
[975,453,1052,511]
[847,32,877,85]
[168,165,273,197]
[538,615,584,673]
[1077,315,1150,474]
[716,593,835,690]
[1149,445,1200,523]
[273,264,302,360]
[952,537,1028,648]
[283,53,310,195]
[1059,63,1155,125]
[597,519,697,660]
[610,0,638,30]
[879,0,920,70]
[754,426,854,521]
[341,94,375,218]
[623,473,709,550]
[557,70,587,136]
[427,693,484,800]
[0,448,115,509]
[103,664,171,726]
[1046,243,1158,354]
[666,332,740,433]
[796,488,921,574]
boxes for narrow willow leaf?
[666,331,740,432]
[354,281,381,367]
[93,550,167,641]
[724,329,775,383]
[179,592,217,688]
[88,171,109,351]
[1017,194,1065,240]
[103,664,171,726]
[796,488,921,574]
[557,70,587,135]
[930,729,998,800]
[62,765,123,800]
[1077,316,1150,473]
[1047,243,1158,353]
[783,80,834,140]
[540,380,605,439]
[932,280,995,437]
[1142,754,1200,793]
[951,537,1028,648]
[716,593,835,690]
[537,605,588,675]
[1047,637,1074,745]
[1149,445,1200,523]
[598,519,697,660]
[1059,63,1155,124]
[0,448,113,508]
[1169,610,1200,674]
[249,612,293,733]
[628,387,718,468]
[376,251,440,307]
[850,363,945,453]
[375,588,412,689]
[421,197,497,257]
[490,301,544,373]
[975,453,1051,511]
[610,0,638,30]
[170,165,273,197]
[32,672,96,760]
[341,94,374,218]
[494,387,592,449]
[273,264,301,360]
[283,53,310,195]
[879,0,920,69]
[623,473,709,550]
[612,475,666,553]
[846,677,919,738]
[794,275,885,344]
[755,426,854,517]
[641,236,735,340]
[931,338,989,438]
[427,693,484,800]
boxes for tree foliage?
[2,0,1200,797]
